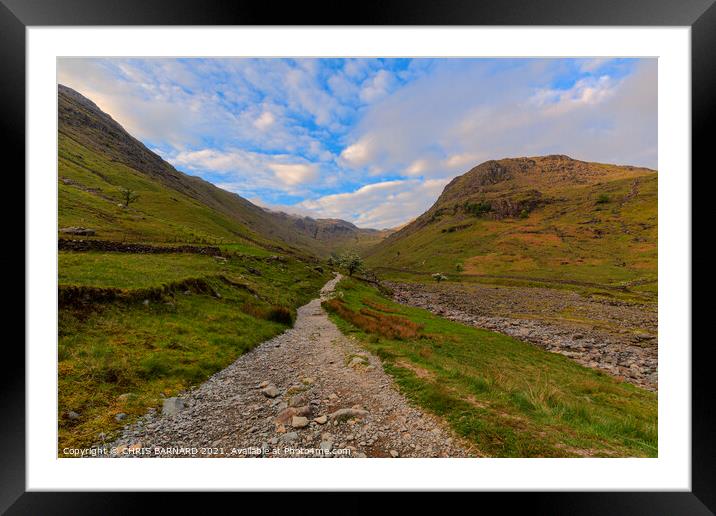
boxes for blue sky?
[58,57,656,228]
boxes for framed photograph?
[6,0,711,511]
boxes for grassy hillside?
[59,134,281,248]
[58,250,329,452]
[365,155,657,299]
[58,84,387,255]
[325,278,657,457]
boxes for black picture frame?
[4,0,710,513]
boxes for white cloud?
[268,163,319,186]
[295,178,450,229]
[405,159,429,176]
[169,147,323,195]
[339,138,376,167]
[340,59,657,175]
[253,111,275,130]
[444,152,484,171]
[530,75,616,115]
[359,70,395,103]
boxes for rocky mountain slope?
[267,211,393,255]
[365,155,657,296]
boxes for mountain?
[365,155,657,294]
[263,211,394,255]
[57,84,385,256]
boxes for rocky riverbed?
[386,281,658,391]
[106,275,475,458]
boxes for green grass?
[366,172,657,301]
[58,250,329,453]
[59,252,229,289]
[59,134,275,247]
[325,278,657,458]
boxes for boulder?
[329,407,369,422]
[261,385,280,398]
[162,397,185,416]
[291,416,309,428]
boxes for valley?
[56,84,658,458]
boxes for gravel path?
[109,274,474,458]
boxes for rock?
[142,299,150,306]
[281,432,298,442]
[261,385,280,398]
[114,413,127,422]
[286,385,306,396]
[66,410,80,420]
[162,397,185,416]
[258,380,269,388]
[291,416,309,428]
[320,441,332,452]
[301,377,315,385]
[118,393,137,402]
[329,407,369,422]
[328,393,339,401]
[313,415,328,425]
[389,450,400,458]
[275,406,311,425]
[289,393,309,408]
[348,357,367,368]
[59,226,95,236]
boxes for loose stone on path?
[107,274,474,458]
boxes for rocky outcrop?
[59,227,96,236]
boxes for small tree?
[455,263,463,272]
[432,272,448,283]
[339,252,363,277]
[120,187,140,208]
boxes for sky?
[57,57,657,229]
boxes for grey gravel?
[108,274,474,458]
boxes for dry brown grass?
[323,298,423,340]
[240,302,293,325]
[361,298,399,313]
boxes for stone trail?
[108,274,474,458]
